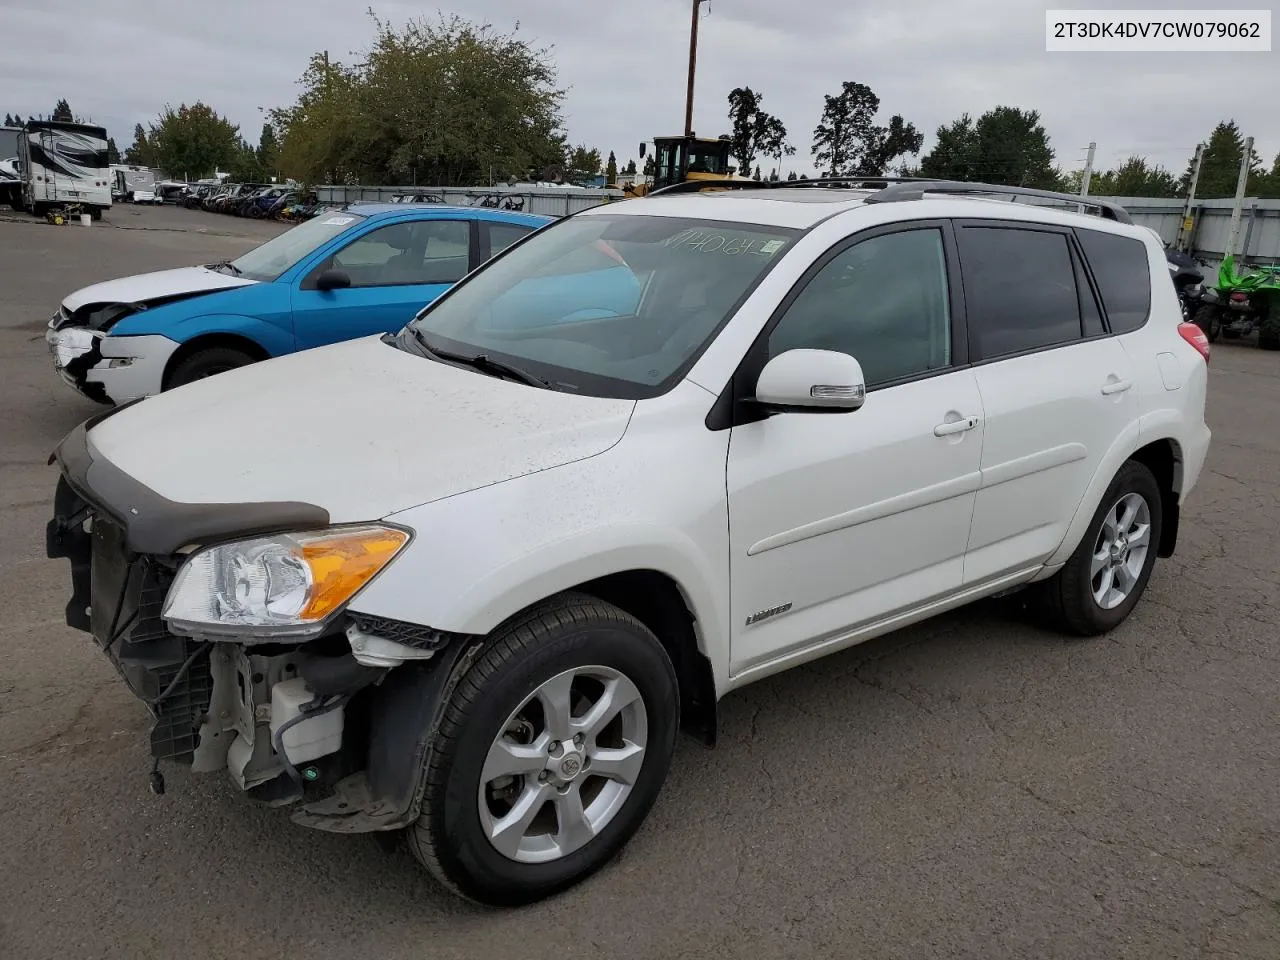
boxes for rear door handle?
[934,416,980,437]
[1101,378,1133,396]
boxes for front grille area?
[88,515,213,764]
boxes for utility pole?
[684,0,708,137]
[1175,142,1205,253]
[1080,141,1096,198]
[1076,141,1096,215]
[1223,135,1254,263]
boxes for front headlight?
[162,524,411,639]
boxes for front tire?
[407,593,679,906]
[165,346,256,389]
[1033,460,1163,637]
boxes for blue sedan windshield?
[227,210,367,281]
[406,213,798,398]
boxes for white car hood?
[85,336,636,523]
[62,265,257,312]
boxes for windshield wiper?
[405,327,551,389]
[209,260,242,275]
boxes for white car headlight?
[51,326,103,366]
[162,524,411,639]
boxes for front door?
[290,218,476,351]
[726,222,984,676]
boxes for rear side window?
[1075,229,1152,334]
[956,226,1082,359]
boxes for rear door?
[954,219,1138,585]
[479,219,541,262]
[290,216,477,350]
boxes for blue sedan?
[44,203,555,403]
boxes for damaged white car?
[47,179,1210,906]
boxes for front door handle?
[934,416,980,437]
[1101,378,1133,396]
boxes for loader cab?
[645,134,735,190]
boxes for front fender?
[127,313,294,357]
[349,402,733,691]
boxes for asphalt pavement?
[1,204,1279,960]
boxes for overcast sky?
[3,0,1277,179]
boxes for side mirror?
[314,268,351,292]
[639,142,647,157]
[753,348,866,412]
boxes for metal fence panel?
[310,185,1280,264]
[312,184,623,218]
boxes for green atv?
[1192,254,1280,350]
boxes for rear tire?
[407,593,679,907]
[1258,306,1280,351]
[1192,303,1222,342]
[165,347,256,389]
[1032,460,1163,637]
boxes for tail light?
[1230,292,1248,302]
[1178,321,1210,363]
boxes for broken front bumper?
[44,320,181,405]
[46,409,480,830]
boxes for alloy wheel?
[1090,491,1152,610]
[478,665,648,864]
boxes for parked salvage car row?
[179,181,325,222]
[41,177,1212,908]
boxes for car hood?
[62,265,258,313]
[85,336,636,524]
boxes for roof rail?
[863,179,1134,224]
[645,175,935,198]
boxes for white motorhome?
[111,164,157,204]
[19,120,112,219]
[0,125,20,208]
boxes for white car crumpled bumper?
[45,321,181,404]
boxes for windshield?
[404,213,798,398]
[225,211,365,281]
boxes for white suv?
[47,179,1211,906]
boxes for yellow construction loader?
[616,134,754,198]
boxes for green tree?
[148,102,239,179]
[605,150,618,184]
[918,106,1059,189]
[106,137,120,164]
[811,81,921,177]
[642,155,655,177]
[274,12,568,186]
[1180,120,1264,199]
[787,170,798,181]
[123,123,154,166]
[727,86,794,176]
[3,113,11,126]
[227,139,266,182]
[624,157,636,175]
[51,99,73,122]
[1089,156,1179,198]
[568,144,602,179]
[257,123,279,177]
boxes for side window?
[329,220,469,287]
[767,228,952,388]
[1073,250,1106,338]
[487,222,534,260]
[1075,228,1152,334]
[957,226,1081,359]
